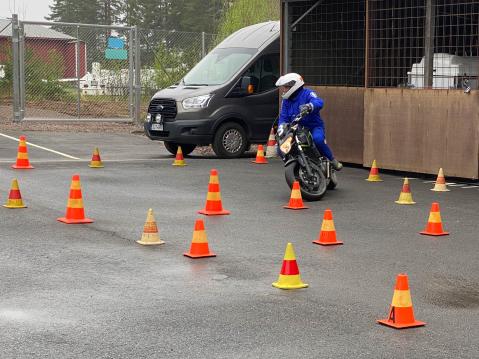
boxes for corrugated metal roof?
[0,18,76,40]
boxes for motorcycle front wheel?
[285,160,327,201]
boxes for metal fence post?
[283,3,290,73]
[128,27,134,119]
[76,25,81,118]
[424,0,436,88]
[201,31,206,58]
[19,21,25,120]
[11,14,21,122]
[134,26,141,124]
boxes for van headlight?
[182,94,213,109]
[146,113,151,122]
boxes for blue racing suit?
[278,87,335,161]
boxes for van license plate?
[151,123,163,131]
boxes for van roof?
[217,21,280,50]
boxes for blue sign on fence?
[105,36,127,60]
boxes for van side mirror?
[240,76,254,95]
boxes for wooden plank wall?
[309,86,364,164]
[364,89,479,179]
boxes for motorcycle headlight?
[280,137,293,154]
[182,94,213,109]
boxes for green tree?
[216,0,279,41]
[153,42,198,90]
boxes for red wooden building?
[0,18,86,78]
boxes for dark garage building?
[280,0,479,178]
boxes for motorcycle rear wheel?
[285,160,327,201]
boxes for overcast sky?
[0,0,52,21]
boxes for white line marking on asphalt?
[423,181,436,183]
[0,133,80,160]
[0,158,172,164]
[461,185,479,189]
[448,184,464,187]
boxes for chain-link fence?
[139,29,217,108]
[2,15,217,122]
[285,0,479,90]
[368,0,479,89]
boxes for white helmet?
[275,73,304,99]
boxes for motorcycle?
[276,111,338,201]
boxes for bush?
[0,45,13,98]
[25,48,73,101]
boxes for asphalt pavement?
[0,131,478,358]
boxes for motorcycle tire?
[285,160,327,201]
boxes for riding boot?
[331,159,343,171]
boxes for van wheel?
[163,142,196,156]
[212,122,248,158]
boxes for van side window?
[259,54,280,92]
[239,54,280,94]
[243,59,261,92]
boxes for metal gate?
[10,14,141,123]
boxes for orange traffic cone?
[89,147,104,168]
[265,127,278,158]
[12,135,34,169]
[252,144,268,164]
[272,242,308,289]
[420,202,449,236]
[198,169,230,216]
[377,273,425,329]
[136,208,165,245]
[395,178,416,204]
[431,168,449,192]
[57,174,94,224]
[283,181,308,210]
[313,209,343,246]
[172,146,187,166]
[366,160,382,182]
[184,219,216,258]
[3,179,27,208]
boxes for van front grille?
[148,98,177,121]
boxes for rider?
[275,73,342,171]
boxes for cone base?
[272,282,308,290]
[395,200,416,205]
[183,252,216,258]
[313,240,343,246]
[419,230,449,236]
[198,209,230,216]
[57,217,94,224]
[377,319,426,329]
[172,162,187,166]
[283,205,308,210]
[11,165,34,169]
[366,178,383,182]
[136,239,165,245]
[3,204,27,208]
[252,160,268,164]
[89,164,104,168]
[430,188,450,192]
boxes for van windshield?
[183,47,256,86]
